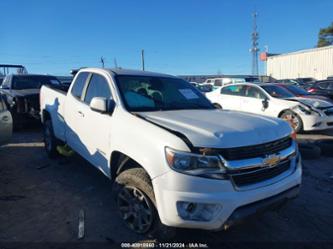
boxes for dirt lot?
[0,128,333,248]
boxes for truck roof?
[82,67,177,78]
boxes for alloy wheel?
[117,185,154,234]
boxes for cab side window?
[84,74,112,105]
[71,72,89,99]
[244,86,265,99]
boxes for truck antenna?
[100,56,105,68]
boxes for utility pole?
[114,58,118,68]
[100,56,105,68]
[250,12,259,76]
[141,49,145,71]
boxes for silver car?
[0,94,12,146]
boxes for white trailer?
[267,45,333,80]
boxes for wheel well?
[278,109,290,118]
[213,103,222,109]
[110,151,146,181]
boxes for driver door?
[79,73,114,176]
[240,86,269,116]
[219,85,244,111]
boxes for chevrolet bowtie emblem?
[263,154,281,167]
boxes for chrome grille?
[230,160,291,187]
[217,136,292,160]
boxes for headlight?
[294,104,321,116]
[294,105,312,115]
[165,147,227,179]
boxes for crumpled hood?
[287,97,333,109]
[140,109,292,148]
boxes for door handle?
[2,116,9,122]
[78,111,85,117]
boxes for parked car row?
[305,80,333,100]
[274,77,316,87]
[274,77,333,101]
[206,83,333,132]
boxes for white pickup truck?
[40,68,302,236]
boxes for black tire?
[299,143,321,160]
[280,110,303,133]
[113,168,175,239]
[213,103,222,109]
[43,119,59,158]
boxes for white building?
[266,45,333,80]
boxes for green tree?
[317,22,333,47]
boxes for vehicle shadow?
[45,97,111,177]
[0,140,144,243]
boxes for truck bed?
[40,85,68,142]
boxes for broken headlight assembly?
[165,147,227,179]
[294,105,321,116]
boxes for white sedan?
[206,83,333,132]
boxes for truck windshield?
[116,76,214,112]
[261,85,295,99]
[12,75,61,90]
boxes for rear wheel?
[43,120,59,158]
[280,110,303,133]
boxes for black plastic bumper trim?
[222,184,300,229]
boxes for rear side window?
[221,85,245,96]
[84,74,112,104]
[71,72,89,99]
[244,86,266,99]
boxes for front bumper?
[152,155,302,230]
[301,114,333,131]
[222,184,299,230]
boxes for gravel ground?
[0,128,333,248]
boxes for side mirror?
[90,97,116,114]
[262,97,269,109]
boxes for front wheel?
[280,110,303,133]
[113,168,175,239]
